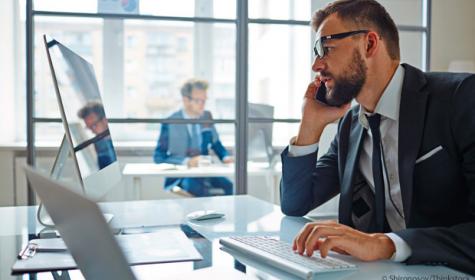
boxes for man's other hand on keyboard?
[292,220,395,262]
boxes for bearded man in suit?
[280,0,475,274]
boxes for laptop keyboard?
[229,236,356,272]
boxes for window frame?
[25,0,431,205]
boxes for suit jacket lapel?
[339,117,364,226]
[398,64,429,224]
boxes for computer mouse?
[186,210,225,221]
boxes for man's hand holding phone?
[295,78,351,146]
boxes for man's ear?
[365,31,379,57]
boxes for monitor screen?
[248,103,274,163]
[45,36,121,199]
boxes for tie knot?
[366,113,381,132]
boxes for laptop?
[25,166,136,280]
[23,166,212,280]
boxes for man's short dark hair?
[77,101,106,120]
[180,79,209,98]
[312,0,400,60]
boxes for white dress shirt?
[181,110,231,164]
[288,65,412,262]
[181,110,201,165]
[182,110,200,143]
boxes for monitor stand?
[37,135,114,228]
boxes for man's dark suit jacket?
[280,64,475,275]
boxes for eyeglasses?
[187,96,207,105]
[313,30,369,59]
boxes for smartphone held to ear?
[314,83,330,105]
[314,83,342,107]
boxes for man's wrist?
[382,235,396,260]
[294,121,325,146]
[385,233,412,262]
[288,137,318,157]
[372,233,396,260]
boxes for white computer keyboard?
[220,236,356,279]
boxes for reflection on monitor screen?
[45,35,121,200]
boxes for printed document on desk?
[12,228,202,273]
[148,163,184,171]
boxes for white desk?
[123,162,274,177]
[122,162,281,202]
[1,195,473,279]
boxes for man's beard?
[323,50,367,107]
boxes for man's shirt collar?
[181,109,198,119]
[359,64,404,129]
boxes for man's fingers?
[292,220,340,252]
[304,81,318,99]
[303,226,320,256]
[304,226,346,257]
[293,221,342,254]
[294,222,328,254]
[294,223,317,254]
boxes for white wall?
[431,0,475,71]
[0,1,17,143]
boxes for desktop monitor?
[43,35,121,200]
[248,103,274,163]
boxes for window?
[18,0,430,199]
[32,14,236,143]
